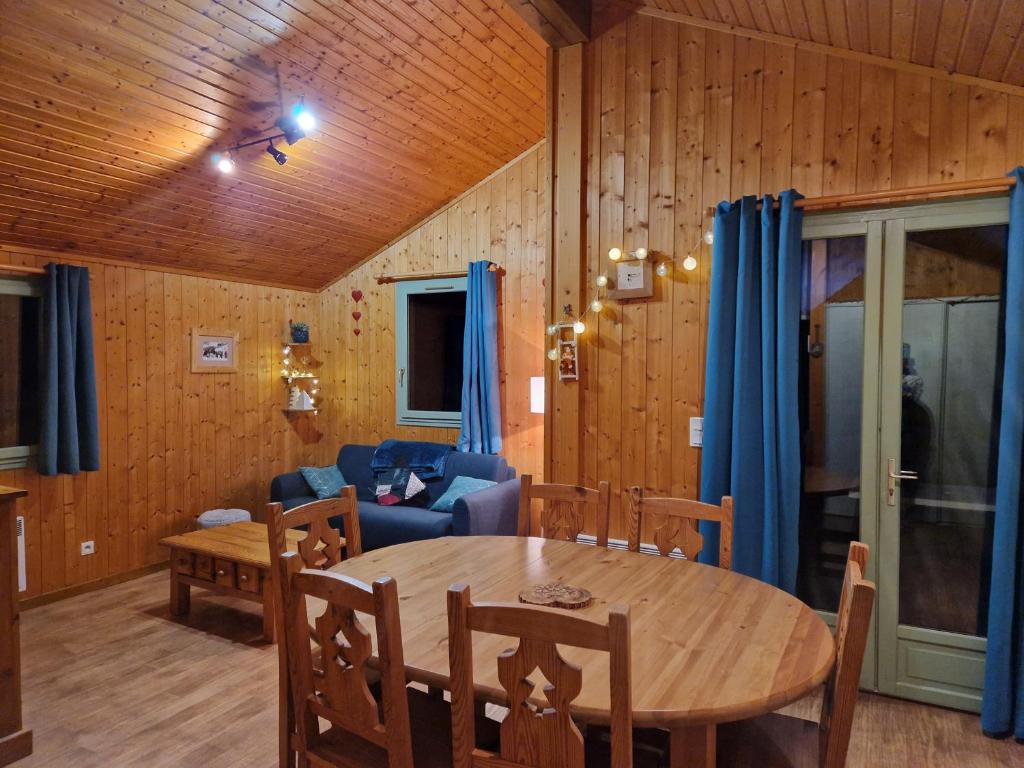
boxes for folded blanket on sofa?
[370,439,454,481]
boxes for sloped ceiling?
[0,0,547,290]
[640,1,1024,86]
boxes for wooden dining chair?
[517,474,612,547]
[278,551,453,768]
[446,583,633,768]
[716,541,876,768]
[622,486,734,569]
[267,490,362,768]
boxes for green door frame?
[802,195,1007,710]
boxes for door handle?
[887,458,918,506]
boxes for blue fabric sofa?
[269,444,519,550]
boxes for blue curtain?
[699,191,803,592]
[982,168,1024,739]
[39,263,100,476]
[457,261,502,454]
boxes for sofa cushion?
[299,465,346,499]
[431,475,497,513]
[339,501,453,551]
[336,445,378,501]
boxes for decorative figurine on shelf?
[289,319,310,343]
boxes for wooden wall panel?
[566,15,1024,539]
[317,144,547,482]
[0,245,319,601]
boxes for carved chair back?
[622,487,734,569]
[517,474,611,547]
[278,551,414,767]
[819,542,875,768]
[267,487,361,569]
[446,583,632,768]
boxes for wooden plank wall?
[570,14,1024,539]
[0,245,319,600]
[317,143,546,481]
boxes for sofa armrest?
[451,478,520,537]
[270,471,313,504]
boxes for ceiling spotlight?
[266,140,288,165]
[215,154,235,173]
[294,103,316,133]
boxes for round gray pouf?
[197,508,252,529]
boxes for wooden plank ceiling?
[641,0,1024,87]
[0,0,546,290]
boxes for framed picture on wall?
[191,328,238,373]
[558,338,578,381]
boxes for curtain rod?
[374,264,503,285]
[704,175,1016,217]
[0,263,45,276]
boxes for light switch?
[689,417,704,448]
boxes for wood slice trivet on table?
[518,582,593,610]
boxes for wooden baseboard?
[0,729,32,767]
[18,562,168,611]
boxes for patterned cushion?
[197,508,251,529]
[299,465,346,500]
[430,475,497,513]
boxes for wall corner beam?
[510,1,590,48]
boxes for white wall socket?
[80,540,96,556]
[689,416,704,448]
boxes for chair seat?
[304,687,499,768]
[716,712,820,768]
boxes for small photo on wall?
[558,338,578,381]
[191,328,238,373]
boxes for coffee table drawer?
[237,564,261,594]
[172,550,194,576]
[194,554,215,582]
[214,559,236,588]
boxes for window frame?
[394,276,467,428]
[0,276,41,471]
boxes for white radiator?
[16,515,26,592]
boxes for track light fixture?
[213,97,316,172]
[266,140,287,165]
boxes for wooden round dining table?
[322,535,835,768]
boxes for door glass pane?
[898,225,1004,636]
[796,235,866,612]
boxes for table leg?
[169,566,190,616]
[262,586,276,644]
[670,724,716,768]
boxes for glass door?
[798,197,1007,711]
[876,199,1008,712]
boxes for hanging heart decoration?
[351,289,363,303]
[353,328,361,336]
[352,311,362,321]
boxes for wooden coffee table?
[160,522,307,642]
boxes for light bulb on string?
[547,324,559,336]
[573,320,586,334]
[683,255,698,271]
[547,348,558,361]
[608,247,622,261]
[703,229,714,245]
[595,274,608,288]
[590,299,603,313]
[634,247,648,260]
[655,262,671,278]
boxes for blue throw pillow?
[300,465,346,500]
[430,475,497,513]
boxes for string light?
[547,348,558,361]
[655,262,671,278]
[590,299,603,313]
[703,229,714,245]
[546,324,559,336]
[573,320,586,334]
[634,247,648,260]
[682,255,698,271]
[608,247,622,261]
[595,274,608,288]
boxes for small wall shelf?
[281,339,320,415]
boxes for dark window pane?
[407,291,465,412]
[0,294,40,449]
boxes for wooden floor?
[16,570,1022,768]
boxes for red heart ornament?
[352,311,362,321]
[353,328,361,336]
[351,289,363,303]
